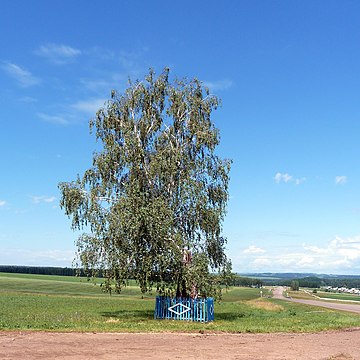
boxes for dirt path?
[1,329,360,360]
[273,286,360,314]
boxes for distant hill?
[239,272,360,288]
[241,272,360,280]
[2,267,360,288]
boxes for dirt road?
[1,329,360,360]
[273,286,360,314]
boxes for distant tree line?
[2,266,359,290]
[282,276,360,289]
[230,274,263,287]
[282,276,322,289]
[323,277,360,289]
[0,265,77,276]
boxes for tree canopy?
[59,68,232,298]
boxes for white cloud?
[203,79,233,92]
[35,43,81,64]
[38,98,106,126]
[302,244,329,255]
[37,112,69,125]
[304,236,360,261]
[233,235,360,274]
[252,257,271,267]
[296,235,360,270]
[335,175,347,185]
[0,200,6,207]
[330,236,360,260]
[297,256,315,267]
[31,195,56,204]
[274,172,293,183]
[243,245,266,254]
[242,252,306,272]
[0,248,74,267]
[274,172,306,185]
[71,98,107,115]
[2,62,40,87]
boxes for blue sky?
[1,0,360,274]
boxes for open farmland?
[289,289,360,303]
[1,273,360,333]
[316,291,360,302]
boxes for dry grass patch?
[326,354,354,360]
[287,290,315,300]
[105,318,121,323]
[246,298,284,312]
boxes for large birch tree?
[59,68,232,298]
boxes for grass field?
[316,291,360,302]
[1,273,360,333]
[288,289,360,302]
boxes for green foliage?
[239,273,360,288]
[282,277,323,289]
[290,280,300,291]
[323,277,360,289]
[297,276,323,288]
[59,68,232,298]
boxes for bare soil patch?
[1,329,360,360]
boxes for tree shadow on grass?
[102,309,247,323]
[101,309,154,320]
[215,312,246,321]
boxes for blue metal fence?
[154,296,214,322]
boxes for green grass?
[0,272,140,297]
[1,273,360,333]
[290,289,360,303]
[316,291,360,302]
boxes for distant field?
[239,275,281,280]
[0,272,139,297]
[288,289,360,303]
[316,291,360,302]
[1,273,360,333]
